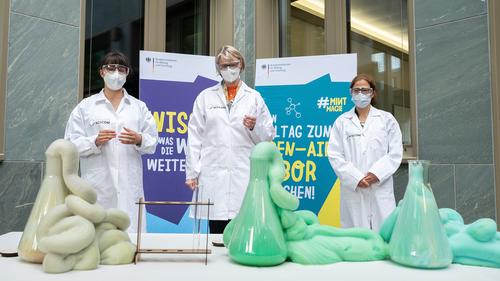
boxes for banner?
[255,54,356,226]
[139,51,219,232]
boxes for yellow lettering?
[306,141,328,157]
[283,160,290,181]
[291,161,304,182]
[166,111,176,133]
[317,141,326,157]
[307,141,316,157]
[177,112,188,134]
[305,160,316,182]
[283,160,317,182]
[285,142,295,156]
[276,141,285,154]
[326,105,343,112]
[153,112,165,132]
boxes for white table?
[1,232,499,281]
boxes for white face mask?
[104,71,127,91]
[220,67,240,83]
[351,94,372,108]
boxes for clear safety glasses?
[102,64,130,75]
[218,61,240,70]
[350,87,373,95]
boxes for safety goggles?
[218,61,240,70]
[102,64,130,75]
[350,87,373,95]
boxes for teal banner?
[255,54,356,226]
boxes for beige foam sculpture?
[17,139,135,273]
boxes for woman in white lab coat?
[328,74,403,231]
[185,45,276,234]
[65,51,158,232]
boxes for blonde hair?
[215,45,245,72]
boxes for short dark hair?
[98,50,131,70]
[350,74,377,105]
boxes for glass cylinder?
[389,160,452,268]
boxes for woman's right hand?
[185,178,198,190]
[95,129,116,146]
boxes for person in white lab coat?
[185,45,276,234]
[65,51,158,232]
[328,74,403,231]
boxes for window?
[279,0,325,57]
[348,0,412,149]
[271,0,413,156]
[166,0,209,55]
[83,0,211,99]
[84,0,145,98]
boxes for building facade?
[0,0,499,234]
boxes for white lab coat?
[328,106,402,231]
[186,81,276,220]
[64,89,158,232]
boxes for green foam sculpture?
[381,204,500,268]
[223,142,388,266]
[223,142,289,266]
[440,208,500,268]
[388,160,452,268]
[381,160,500,268]
[285,211,388,264]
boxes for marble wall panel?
[11,0,80,26]
[455,165,495,223]
[234,0,255,87]
[415,0,486,28]
[429,164,455,209]
[0,161,42,235]
[416,15,491,164]
[5,13,80,161]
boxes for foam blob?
[223,142,388,266]
[17,139,135,273]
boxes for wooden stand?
[134,198,213,265]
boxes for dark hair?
[350,74,377,105]
[98,50,131,74]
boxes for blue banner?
[139,51,219,232]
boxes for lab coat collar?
[215,80,250,106]
[364,106,381,129]
[344,107,357,120]
[233,81,250,105]
[345,105,381,129]
[367,106,382,118]
[95,88,132,105]
[344,105,381,119]
[212,83,227,107]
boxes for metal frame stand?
[133,198,213,265]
